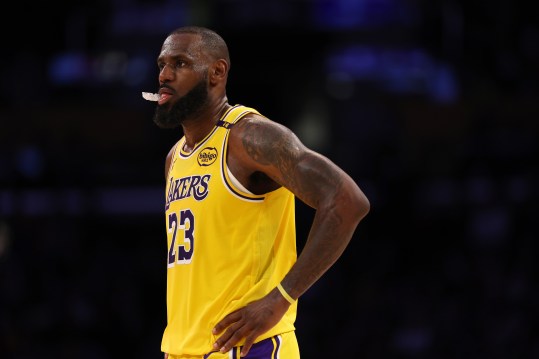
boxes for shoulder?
[230,112,302,152]
[233,112,288,132]
[227,111,305,170]
[164,142,179,180]
[166,143,177,161]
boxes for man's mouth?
[158,93,172,105]
[142,91,174,106]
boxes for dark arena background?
[1,1,538,358]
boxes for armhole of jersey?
[220,107,265,202]
[226,165,253,194]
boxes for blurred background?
[0,0,538,358]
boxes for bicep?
[233,117,345,208]
[284,150,348,209]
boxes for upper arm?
[229,115,366,211]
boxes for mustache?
[159,84,176,92]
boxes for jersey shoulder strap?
[216,105,261,129]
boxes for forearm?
[279,183,369,299]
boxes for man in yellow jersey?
[149,26,370,359]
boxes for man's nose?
[159,63,175,82]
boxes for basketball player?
[150,26,370,359]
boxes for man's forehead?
[161,33,200,54]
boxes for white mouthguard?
[142,92,160,101]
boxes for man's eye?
[157,61,185,71]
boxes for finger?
[213,321,241,351]
[240,333,258,357]
[212,310,242,335]
[164,354,168,359]
[216,324,247,353]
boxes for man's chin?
[153,106,181,129]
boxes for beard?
[152,74,209,129]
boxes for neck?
[181,97,230,150]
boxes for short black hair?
[169,26,230,66]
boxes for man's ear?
[209,59,228,85]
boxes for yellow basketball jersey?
[161,105,298,356]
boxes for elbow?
[351,188,370,223]
[341,181,370,225]
[358,191,370,221]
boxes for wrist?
[277,283,296,305]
